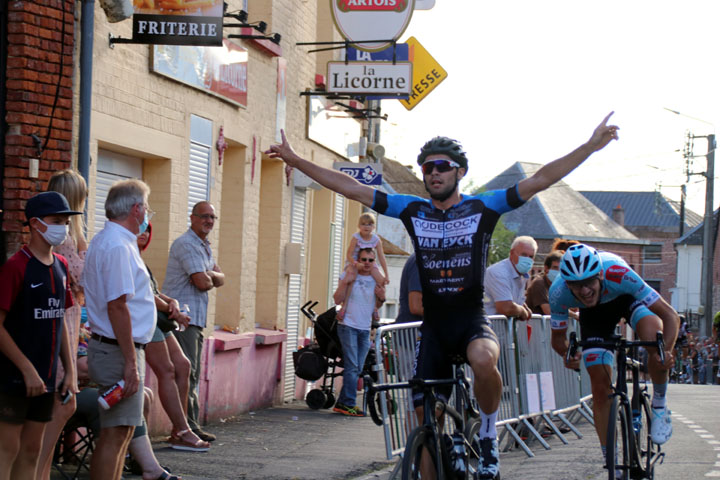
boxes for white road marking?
[676,412,720,478]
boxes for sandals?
[169,429,211,452]
[151,470,181,480]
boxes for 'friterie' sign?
[132,0,223,46]
[331,0,416,52]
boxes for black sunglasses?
[566,276,600,289]
[421,159,460,175]
[359,258,375,263]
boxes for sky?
[378,1,720,217]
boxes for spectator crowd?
[0,170,222,480]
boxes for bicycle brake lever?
[566,332,580,372]
[656,331,665,365]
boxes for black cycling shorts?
[413,307,498,407]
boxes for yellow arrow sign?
[400,36,448,111]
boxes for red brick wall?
[2,0,74,258]
[532,238,644,282]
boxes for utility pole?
[701,134,715,337]
[667,108,716,336]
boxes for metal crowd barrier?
[370,315,594,461]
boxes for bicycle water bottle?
[632,409,641,434]
[449,433,467,477]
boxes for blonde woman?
[37,169,87,480]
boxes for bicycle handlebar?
[363,374,463,427]
[566,331,666,367]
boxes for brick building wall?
[534,238,643,268]
[2,0,74,259]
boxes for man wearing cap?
[0,191,80,479]
[81,179,157,480]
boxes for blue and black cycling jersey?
[548,251,660,331]
[372,186,524,313]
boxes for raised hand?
[265,129,298,184]
[587,111,620,152]
[265,129,300,165]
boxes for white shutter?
[327,193,345,307]
[187,141,211,224]
[93,150,143,235]
[188,115,212,224]
[283,187,307,401]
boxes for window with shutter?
[188,115,212,225]
[283,187,307,402]
[93,150,143,235]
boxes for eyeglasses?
[566,276,600,289]
[421,159,460,175]
[359,258,375,263]
[193,213,218,221]
[137,203,155,221]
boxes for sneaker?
[346,406,365,417]
[650,407,672,445]
[192,428,217,442]
[333,402,364,416]
[477,437,500,479]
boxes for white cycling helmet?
[560,244,602,281]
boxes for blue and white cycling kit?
[549,251,660,367]
[372,186,524,396]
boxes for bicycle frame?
[568,332,665,479]
[365,363,480,479]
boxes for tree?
[465,183,516,266]
[488,219,515,266]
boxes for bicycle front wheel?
[402,425,441,480]
[638,393,659,478]
[606,396,631,480]
[462,418,481,478]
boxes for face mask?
[547,269,560,283]
[515,256,533,274]
[137,211,149,235]
[36,219,68,246]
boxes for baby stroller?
[294,300,378,410]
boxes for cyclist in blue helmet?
[268,113,619,480]
[549,243,679,475]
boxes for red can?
[98,380,125,410]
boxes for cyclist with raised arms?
[549,244,679,477]
[267,113,619,479]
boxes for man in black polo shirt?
[0,191,79,479]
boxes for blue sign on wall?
[334,162,383,186]
[344,44,409,63]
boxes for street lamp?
[665,108,716,337]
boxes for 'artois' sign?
[335,0,410,12]
[331,0,415,51]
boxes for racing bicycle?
[567,331,666,480]
[365,357,492,480]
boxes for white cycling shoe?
[650,406,672,445]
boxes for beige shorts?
[88,338,145,428]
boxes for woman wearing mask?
[36,169,87,480]
[137,223,210,454]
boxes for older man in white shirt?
[483,236,537,320]
[82,179,156,480]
